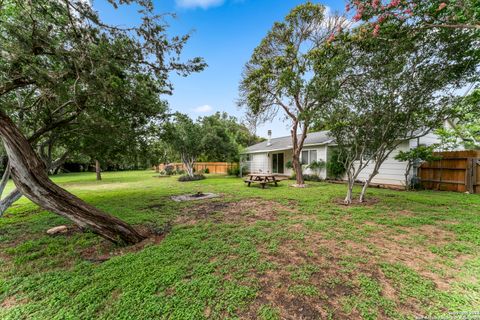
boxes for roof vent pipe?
[267,130,272,146]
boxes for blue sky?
[93,0,346,138]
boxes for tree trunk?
[182,154,195,177]
[0,111,145,245]
[290,121,306,187]
[95,160,102,181]
[292,154,305,186]
[404,162,412,191]
[0,163,23,216]
[359,170,378,203]
[0,189,22,217]
[344,173,354,205]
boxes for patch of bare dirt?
[243,237,365,319]
[365,223,460,291]
[239,213,472,319]
[0,296,26,309]
[174,199,297,226]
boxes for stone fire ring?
[171,193,219,202]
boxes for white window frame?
[301,150,309,165]
[301,149,318,165]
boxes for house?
[242,130,446,187]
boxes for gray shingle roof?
[244,131,333,153]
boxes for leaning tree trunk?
[0,111,145,245]
[0,189,22,217]
[95,160,102,181]
[0,164,22,216]
[359,171,377,203]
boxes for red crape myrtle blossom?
[346,0,479,35]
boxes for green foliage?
[307,160,326,175]
[285,161,293,170]
[161,113,205,177]
[327,148,347,179]
[164,165,176,176]
[395,145,442,189]
[199,112,260,162]
[239,2,347,186]
[437,89,480,150]
[178,174,206,182]
[290,174,323,182]
[0,0,205,171]
[1,172,480,318]
[258,304,280,320]
[395,145,442,164]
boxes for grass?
[0,171,479,319]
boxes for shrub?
[164,165,175,175]
[303,174,323,182]
[290,174,323,182]
[204,168,210,174]
[175,169,185,175]
[178,174,206,182]
[227,166,238,176]
[286,161,293,169]
[227,165,248,177]
[327,149,347,179]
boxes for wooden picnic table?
[244,173,287,189]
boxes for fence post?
[466,158,474,193]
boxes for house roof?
[244,131,333,154]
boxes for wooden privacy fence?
[156,162,238,174]
[418,150,480,193]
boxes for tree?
[161,113,205,178]
[326,104,377,204]
[346,0,479,31]
[239,2,347,187]
[0,0,205,244]
[199,112,260,162]
[437,89,480,150]
[323,18,478,204]
[394,145,442,190]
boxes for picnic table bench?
[244,173,288,189]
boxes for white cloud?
[176,0,225,9]
[193,104,213,113]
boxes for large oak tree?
[0,0,205,244]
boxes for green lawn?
[0,171,479,319]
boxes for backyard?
[0,171,479,319]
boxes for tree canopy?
[0,0,205,244]
[239,2,347,186]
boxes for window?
[245,154,251,161]
[301,150,318,165]
[301,151,309,165]
[309,150,317,164]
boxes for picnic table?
[244,173,287,189]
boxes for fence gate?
[418,150,480,193]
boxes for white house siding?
[355,141,410,186]
[245,145,329,178]
[246,152,269,174]
[300,145,328,179]
[355,133,442,186]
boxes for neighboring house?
[242,129,448,187]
